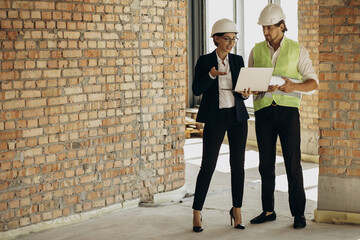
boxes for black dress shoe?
[293,215,306,229]
[250,211,276,224]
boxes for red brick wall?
[297,0,320,155]
[318,0,360,175]
[0,0,186,232]
[298,0,320,131]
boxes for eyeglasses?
[220,37,239,44]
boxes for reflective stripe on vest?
[253,38,303,112]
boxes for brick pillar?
[0,0,187,233]
[137,0,187,202]
[298,0,320,155]
[315,0,360,224]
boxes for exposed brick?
[22,128,43,138]
[0,0,187,233]
[317,0,360,179]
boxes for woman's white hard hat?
[258,3,286,26]
[211,18,238,37]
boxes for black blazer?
[192,50,249,124]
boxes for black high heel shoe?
[229,207,245,229]
[193,214,203,232]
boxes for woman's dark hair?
[213,32,225,47]
[275,20,288,33]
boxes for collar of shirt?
[216,52,234,109]
[266,37,286,63]
[215,51,232,90]
[216,51,229,68]
[267,36,285,51]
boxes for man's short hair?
[275,20,288,33]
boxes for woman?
[192,18,251,232]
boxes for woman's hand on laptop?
[238,88,255,98]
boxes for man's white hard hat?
[258,3,286,26]
[211,18,238,37]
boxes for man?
[248,4,318,229]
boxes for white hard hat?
[211,18,238,37]
[258,3,286,26]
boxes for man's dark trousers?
[255,104,306,217]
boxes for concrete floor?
[15,138,360,240]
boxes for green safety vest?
[253,38,303,112]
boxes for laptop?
[234,67,274,92]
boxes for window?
[243,0,269,66]
[242,0,270,110]
[205,0,235,54]
[279,1,298,41]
